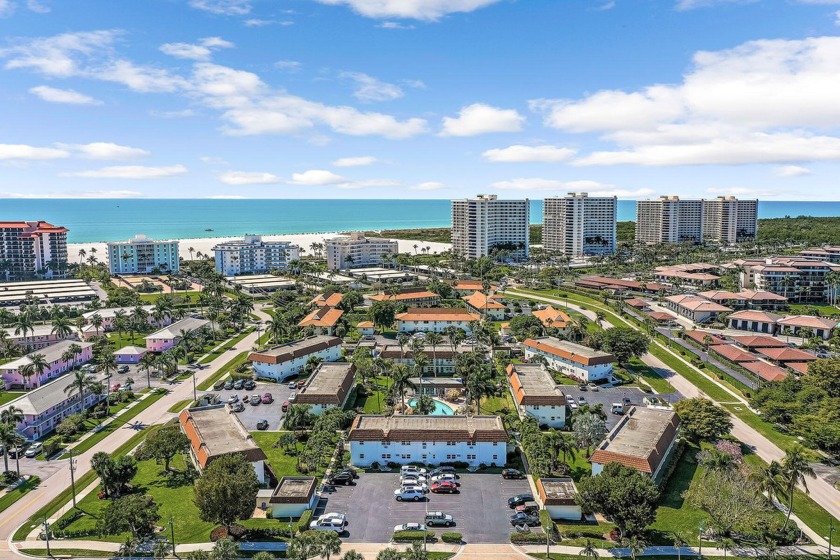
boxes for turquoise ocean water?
[2,199,838,244]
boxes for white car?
[430,474,456,484]
[400,473,427,483]
[394,522,426,532]
[24,442,43,458]
[394,488,425,501]
[309,513,347,532]
[288,381,297,389]
[400,465,427,476]
[289,392,297,402]
[401,483,430,494]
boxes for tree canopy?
[193,454,259,530]
[576,462,659,538]
[135,424,190,472]
[673,398,732,442]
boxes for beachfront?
[67,232,452,264]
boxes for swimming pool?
[408,398,455,415]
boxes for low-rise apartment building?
[653,264,720,287]
[107,235,180,274]
[259,477,318,519]
[523,337,614,383]
[590,407,680,482]
[248,335,342,382]
[378,345,472,375]
[664,294,732,323]
[348,415,508,467]
[1,339,94,389]
[776,315,838,340]
[144,317,210,352]
[180,404,268,483]
[734,257,840,304]
[294,362,355,415]
[325,232,398,271]
[0,372,106,440]
[213,235,300,276]
[463,291,506,321]
[506,363,566,428]
[310,292,344,308]
[82,305,161,333]
[2,323,80,350]
[536,478,582,521]
[395,308,480,334]
[531,306,571,333]
[298,307,344,336]
[726,310,783,335]
[367,290,441,308]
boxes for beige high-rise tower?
[543,193,617,256]
[451,194,530,260]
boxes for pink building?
[145,317,210,352]
[1,340,94,390]
[3,324,80,350]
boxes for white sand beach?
[67,232,452,264]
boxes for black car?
[243,380,256,391]
[327,471,355,485]
[256,419,269,430]
[507,493,534,508]
[233,379,244,390]
[223,379,234,390]
[431,466,459,479]
[501,468,525,479]
[510,512,540,527]
[341,467,359,479]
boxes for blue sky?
[1,0,840,200]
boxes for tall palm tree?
[91,313,104,336]
[0,424,17,474]
[671,532,688,560]
[64,369,100,415]
[1,405,23,429]
[99,351,117,414]
[13,314,34,349]
[22,353,49,390]
[425,332,443,377]
[50,315,74,340]
[139,352,157,389]
[780,445,816,529]
[390,363,415,413]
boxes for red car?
[109,383,121,392]
[281,401,289,412]
[262,393,274,404]
[431,481,458,494]
[296,379,306,389]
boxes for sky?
[1,0,840,200]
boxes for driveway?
[314,472,532,544]
[214,381,294,431]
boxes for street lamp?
[826,517,835,560]
[698,522,705,557]
[68,449,77,508]
[169,515,176,557]
[42,517,51,557]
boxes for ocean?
[3,199,839,244]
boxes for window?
[447,441,456,446]
[422,443,427,449]
[401,454,411,459]
[358,442,364,446]
[381,453,391,459]
[492,442,498,446]
[467,454,476,460]
[359,454,365,459]
[533,405,540,410]
[401,441,410,446]
[493,455,498,460]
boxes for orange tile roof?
[298,307,344,328]
[523,337,614,366]
[396,307,480,322]
[757,347,817,363]
[728,310,783,323]
[683,330,727,346]
[369,291,440,302]
[787,361,811,375]
[624,298,648,308]
[711,345,758,363]
[452,280,486,291]
[776,315,838,330]
[740,361,789,382]
[357,321,374,328]
[646,311,676,322]
[310,292,344,307]
[532,306,571,328]
[463,291,506,310]
[732,336,788,349]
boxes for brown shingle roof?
[179,405,267,469]
[295,362,355,406]
[590,407,680,475]
[249,335,342,365]
[523,337,614,366]
[396,308,480,322]
[348,415,507,443]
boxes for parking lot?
[560,385,662,430]
[212,380,295,431]
[314,472,532,543]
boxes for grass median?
[70,389,168,455]
[197,351,248,391]
[198,328,254,364]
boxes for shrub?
[510,532,549,544]
[43,437,62,458]
[393,530,435,542]
[441,532,462,544]
[439,461,469,469]
[245,526,293,540]
[296,509,313,534]
[230,372,253,381]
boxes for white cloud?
[440,103,524,137]
[159,37,233,61]
[378,21,415,29]
[149,109,196,118]
[219,170,281,185]
[60,142,150,160]
[490,178,654,198]
[26,0,50,12]
[63,164,187,179]
[538,36,840,166]
[332,156,378,167]
[0,0,14,16]
[409,181,445,190]
[29,85,102,105]
[275,60,302,72]
[244,19,293,26]
[0,143,69,160]
[340,71,403,102]
[773,165,811,177]
[200,156,228,164]
[188,0,250,15]
[289,169,348,185]
[315,0,501,21]
[596,1,616,10]
[675,0,755,10]
[335,178,401,189]
[482,144,577,163]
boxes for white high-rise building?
[451,194,529,260]
[702,196,758,244]
[543,193,616,256]
[107,235,180,274]
[0,221,68,280]
[213,235,300,276]
[636,196,758,245]
[325,232,399,270]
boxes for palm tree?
[579,539,599,560]
[0,424,17,474]
[340,551,364,560]
[139,352,156,389]
[780,445,816,529]
[375,548,401,560]
[720,537,735,560]
[51,315,74,340]
[99,351,117,414]
[1,405,23,429]
[91,313,104,336]
[13,314,34,348]
[671,532,689,560]
[20,353,49,390]
[390,363,415,413]
[64,369,100,415]
[622,536,646,560]
[750,460,785,506]
[425,332,443,377]
[318,531,342,560]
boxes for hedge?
[393,530,435,542]
[441,532,462,544]
[510,531,551,544]
[296,509,313,534]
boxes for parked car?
[117,365,130,374]
[424,512,454,527]
[341,467,359,479]
[430,474,456,484]
[281,401,289,412]
[430,466,459,478]
[288,381,297,389]
[394,522,426,532]
[327,472,355,485]
[227,394,239,404]
[501,468,525,479]
[510,512,540,527]
[250,394,261,406]
[578,383,587,391]
[515,500,540,515]
[256,419,269,430]
[110,383,121,392]
[233,379,244,390]
[568,400,578,410]
[243,380,256,390]
[24,442,43,458]
[223,379,234,390]
[578,396,586,404]
[243,395,250,403]
[232,402,245,412]
[622,396,632,405]
[261,393,274,404]
[297,379,306,388]
[7,446,25,459]
[588,383,599,392]
[394,488,425,502]
[400,483,429,494]
[508,494,534,508]
[401,475,428,486]
[213,380,225,391]
[288,392,297,402]
[310,513,347,533]
[400,465,427,476]
[430,481,458,494]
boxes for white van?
[611,403,624,415]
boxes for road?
[0,307,272,553]
[507,289,840,533]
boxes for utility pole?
[192,370,197,403]
[68,449,77,508]
[828,517,835,560]
[169,515,176,558]
[42,517,51,557]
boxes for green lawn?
[553,519,617,548]
[69,389,168,455]
[196,351,249,391]
[106,332,147,348]
[0,391,24,406]
[250,431,302,477]
[353,376,393,414]
[198,328,254,364]
[167,399,193,413]
[648,448,706,545]
[721,404,808,454]
[625,357,676,395]
[19,549,117,557]
[0,476,41,514]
